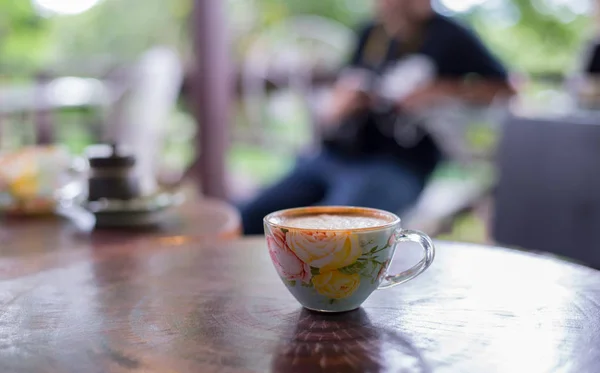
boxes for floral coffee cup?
[264,206,435,313]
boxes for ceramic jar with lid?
[87,144,141,201]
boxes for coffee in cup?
[264,206,435,313]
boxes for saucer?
[55,182,184,229]
[82,191,184,228]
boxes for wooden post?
[35,72,53,145]
[190,0,231,199]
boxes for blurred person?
[581,0,600,74]
[240,0,514,235]
[573,0,600,106]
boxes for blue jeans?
[240,150,427,235]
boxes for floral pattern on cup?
[312,270,361,299]
[266,226,396,303]
[267,229,312,284]
[286,230,361,272]
[377,259,391,283]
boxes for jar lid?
[88,143,135,168]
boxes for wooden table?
[0,230,599,372]
[0,197,241,252]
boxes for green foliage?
[244,0,591,76]
[48,0,191,67]
[0,0,593,78]
[339,261,367,275]
[0,0,190,76]
[465,0,591,75]
[0,0,50,76]
[236,0,370,29]
[275,0,371,27]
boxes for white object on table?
[106,47,184,196]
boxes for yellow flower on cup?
[312,271,361,299]
[286,231,361,272]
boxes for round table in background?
[0,197,241,252]
[0,236,599,373]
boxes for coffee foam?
[279,214,390,230]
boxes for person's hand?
[397,83,445,113]
[322,84,370,125]
[398,79,515,113]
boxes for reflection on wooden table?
[0,197,241,280]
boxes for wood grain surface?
[0,223,599,372]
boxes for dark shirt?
[584,41,600,74]
[344,13,508,177]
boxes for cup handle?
[378,229,435,290]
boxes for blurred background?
[1,0,599,250]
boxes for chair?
[402,99,510,234]
[0,75,109,151]
[104,46,184,195]
[493,114,600,268]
